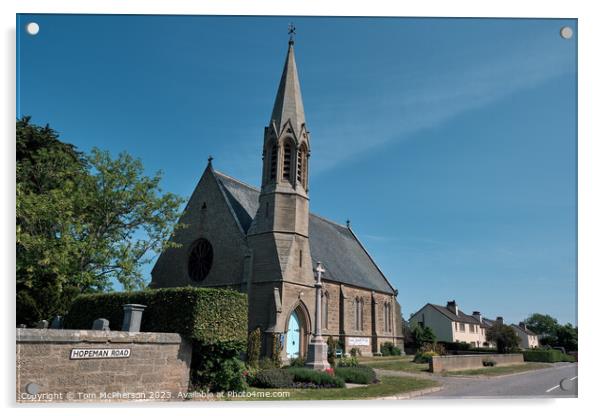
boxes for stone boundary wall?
[16,329,192,403]
[430,353,524,373]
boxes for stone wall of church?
[151,168,248,289]
[266,279,403,358]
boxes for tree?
[555,323,578,352]
[411,323,437,348]
[524,313,559,338]
[486,322,521,353]
[16,117,184,325]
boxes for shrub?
[482,358,497,367]
[250,369,294,388]
[327,336,337,367]
[288,356,305,367]
[334,365,377,384]
[190,342,247,392]
[247,327,261,368]
[523,349,576,363]
[381,342,393,356]
[271,333,282,368]
[337,356,359,368]
[286,367,345,388]
[413,351,439,363]
[350,347,361,357]
[259,357,277,369]
[64,287,247,347]
[441,341,471,351]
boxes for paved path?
[376,363,577,398]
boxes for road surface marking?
[547,376,577,393]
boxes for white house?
[511,322,540,349]
[409,301,498,349]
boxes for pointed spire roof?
[270,40,306,135]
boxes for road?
[417,362,577,399]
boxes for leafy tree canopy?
[411,323,437,347]
[524,313,559,337]
[486,322,521,353]
[16,117,185,325]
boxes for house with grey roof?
[409,301,498,348]
[151,36,403,359]
[511,322,540,349]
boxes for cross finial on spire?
[346,219,351,228]
[288,23,296,45]
[207,155,213,166]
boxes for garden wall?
[16,328,191,403]
[430,353,524,373]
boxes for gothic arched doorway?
[284,302,311,360]
[286,311,301,359]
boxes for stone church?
[151,37,404,359]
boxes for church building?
[151,35,404,359]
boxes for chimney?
[519,321,527,330]
[496,316,504,325]
[446,300,458,316]
[472,311,482,323]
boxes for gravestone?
[92,318,110,331]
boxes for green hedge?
[523,349,576,363]
[334,365,377,384]
[64,287,248,347]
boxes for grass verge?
[363,356,429,373]
[229,376,439,401]
[443,362,551,377]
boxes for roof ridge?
[308,212,348,229]
[213,170,261,192]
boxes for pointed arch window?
[283,142,292,183]
[384,302,392,333]
[354,297,364,331]
[269,143,278,181]
[322,291,329,329]
[297,144,307,189]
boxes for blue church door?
[286,311,301,359]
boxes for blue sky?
[17,15,577,325]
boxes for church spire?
[270,29,306,136]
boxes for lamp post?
[305,261,330,370]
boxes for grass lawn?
[361,356,430,373]
[228,376,439,401]
[443,363,551,377]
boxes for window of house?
[470,324,475,333]
[460,323,465,332]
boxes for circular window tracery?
[188,238,213,282]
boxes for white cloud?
[308,35,575,174]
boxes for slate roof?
[428,303,485,326]
[481,317,497,328]
[511,324,537,336]
[213,170,396,294]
